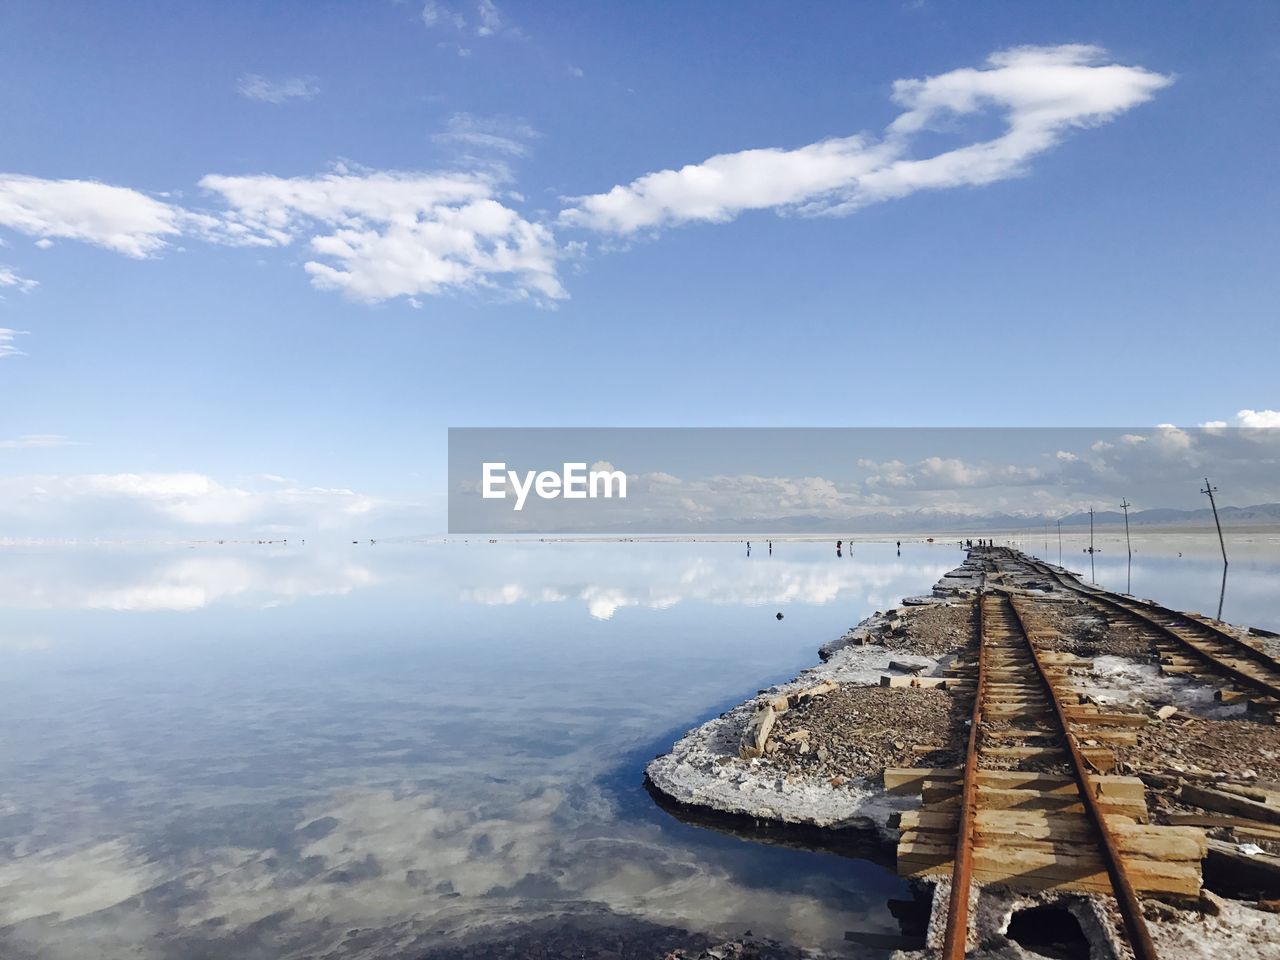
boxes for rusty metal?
[1007,593,1160,960]
[1025,557,1280,702]
[941,591,985,960]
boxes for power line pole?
[1121,498,1132,595]
[1057,518,1062,565]
[1202,477,1228,567]
[1088,507,1095,582]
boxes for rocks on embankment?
[645,559,980,834]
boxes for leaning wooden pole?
[1202,477,1228,567]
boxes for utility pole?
[1057,518,1062,565]
[1088,507,1096,583]
[1121,498,1132,595]
[1202,477,1228,567]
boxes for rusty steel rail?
[1006,592,1159,960]
[1023,556,1280,703]
[1027,554,1280,669]
[941,592,985,960]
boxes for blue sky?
[1,1,1278,535]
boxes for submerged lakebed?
[1,535,1276,958]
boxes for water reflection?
[8,537,1273,957]
[0,541,958,620]
[0,546,377,611]
[0,540,961,959]
[1022,531,1280,631]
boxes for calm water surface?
[1,540,962,960]
[1016,529,1280,630]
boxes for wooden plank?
[884,767,1144,800]
[884,767,960,794]
[1062,709,1149,727]
[1215,782,1280,806]
[1094,775,1147,802]
[900,809,1143,836]
[1181,784,1280,826]
[1205,837,1280,887]
[985,727,1137,745]
[982,745,1071,759]
[901,826,1204,861]
[1164,813,1280,840]
[880,674,949,688]
[898,848,1200,895]
[884,767,1145,799]
[921,780,962,805]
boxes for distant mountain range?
[1056,503,1280,527]
[530,503,1280,535]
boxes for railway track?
[891,585,1206,958]
[1016,553,1280,717]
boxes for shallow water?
[0,539,962,959]
[1017,529,1280,631]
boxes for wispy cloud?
[0,265,37,292]
[236,73,320,104]
[0,434,82,449]
[421,0,513,38]
[431,112,539,159]
[421,0,465,30]
[0,470,415,538]
[0,327,29,359]
[0,46,1170,308]
[198,165,565,303]
[560,45,1172,234]
[0,174,198,258]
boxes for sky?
[2,1,1278,537]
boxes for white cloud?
[0,551,378,612]
[236,73,320,104]
[421,0,465,30]
[475,0,503,36]
[0,471,405,537]
[0,434,81,449]
[421,0,510,37]
[0,46,1171,308]
[431,112,538,158]
[458,548,953,619]
[0,265,37,292]
[0,327,28,359]
[860,455,1042,490]
[199,168,565,303]
[560,44,1171,234]
[1236,409,1280,429]
[0,174,191,257]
